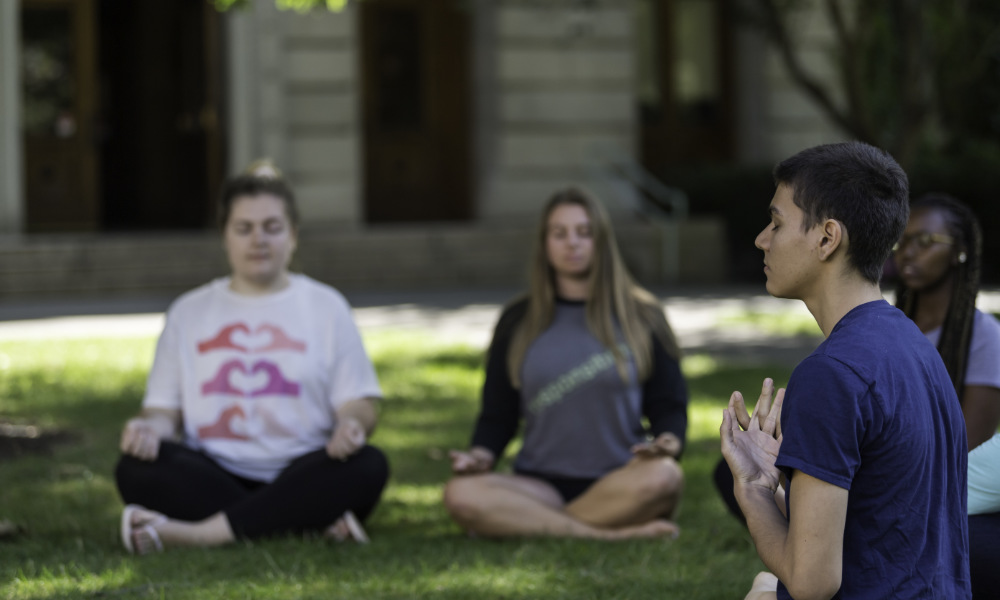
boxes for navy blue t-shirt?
[776,300,970,599]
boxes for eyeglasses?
[892,232,956,253]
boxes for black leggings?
[514,468,597,504]
[970,511,1000,599]
[115,441,389,539]
[712,457,745,524]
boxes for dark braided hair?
[894,193,983,401]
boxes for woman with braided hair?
[893,193,1000,448]
[893,192,999,598]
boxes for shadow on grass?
[0,337,772,600]
[0,421,79,460]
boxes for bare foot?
[604,519,680,541]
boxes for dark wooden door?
[22,0,100,232]
[361,0,472,223]
[637,0,734,168]
[97,0,223,230]
[21,0,223,232]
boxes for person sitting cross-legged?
[443,186,688,540]
[115,174,388,554]
[893,193,1000,598]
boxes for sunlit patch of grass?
[681,353,719,378]
[0,333,786,599]
[717,309,822,337]
[681,355,794,443]
[4,564,138,599]
[0,338,155,429]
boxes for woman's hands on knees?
[120,409,180,461]
[327,397,379,460]
[631,432,682,459]
[120,418,163,461]
[449,446,495,475]
[327,416,367,460]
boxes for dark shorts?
[515,468,598,504]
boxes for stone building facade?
[0,0,849,296]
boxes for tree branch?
[823,0,873,141]
[891,0,931,163]
[751,0,864,141]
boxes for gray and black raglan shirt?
[471,297,688,479]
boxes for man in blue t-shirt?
[720,141,971,599]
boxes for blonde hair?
[506,186,679,388]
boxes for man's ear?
[816,219,844,261]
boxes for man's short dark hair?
[218,175,299,229]
[774,141,909,284]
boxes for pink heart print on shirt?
[196,322,307,441]
[197,322,306,354]
[201,359,301,397]
[197,405,251,440]
[198,323,251,353]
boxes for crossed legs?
[442,456,683,539]
[116,441,389,552]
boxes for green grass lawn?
[716,309,823,338]
[0,332,795,599]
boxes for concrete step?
[0,218,725,299]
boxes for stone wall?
[226,3,361,226]
[484,0,640,219]
[0,218,727,299]
[0,0,852,236]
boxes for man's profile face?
[754,183,820,299]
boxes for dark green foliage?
[908,148,1000,284]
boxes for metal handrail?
[586,143,689,283]
[588,143,689,220]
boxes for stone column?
[225,4,261,175]
[0,1,24,234]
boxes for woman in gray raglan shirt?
[443,187,688,540]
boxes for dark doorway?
[360,0,472,223]
[97,0,224,230]
[21,0,223,232]
[636,0,735,169]
[22,0,100,232]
